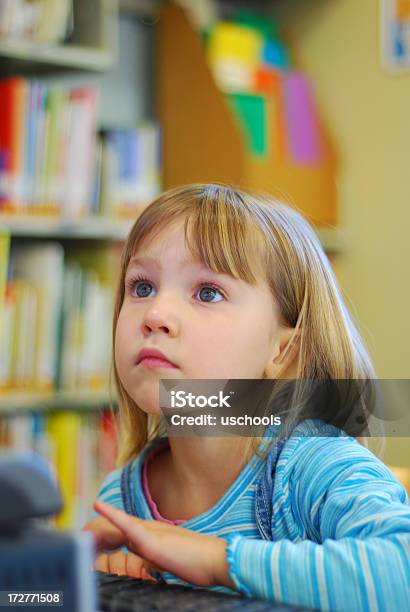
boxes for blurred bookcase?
[0,0,134,529]
[0,0,124,414]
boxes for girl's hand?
[93,500,237,590]
[95,551,158,581]
[83,515,125,550]
[83,515,157,580]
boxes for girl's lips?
[138,357,178,369]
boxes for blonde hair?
[109,183,377,467]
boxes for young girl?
[84,183,410,611]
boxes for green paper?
[227,93,267,158]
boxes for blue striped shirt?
[92,429,410,610]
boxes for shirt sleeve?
[224,434,410,611]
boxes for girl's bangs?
[126,185,268,285]
[183,199,267,285]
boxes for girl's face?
[115,220,289,415]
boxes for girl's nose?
[141,306,179,337]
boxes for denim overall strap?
[120,460,167,584]
[255,437,287,541]
[120,462,137,516]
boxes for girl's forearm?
[224,533,410,611]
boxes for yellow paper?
[0,227,10,350]
[208,22,263,67]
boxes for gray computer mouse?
[0,451,62,531]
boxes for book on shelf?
[0,78,99,217]
[0,408,118,529]
[0,242,114,394]
[0,76,162,221]
[57,263,113,391]
[0,0,73,44]
[98,124,162,219]
[63,87,99,218]
[11,242,65,390]
[47,410,84,529]
[8,279,38,390]
[0,225,10,349]
[0,77,26,207]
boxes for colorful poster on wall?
[381,0,410,71]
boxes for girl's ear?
[266,328,301,378]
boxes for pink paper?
[284,72,321,164]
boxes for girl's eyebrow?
[128,255,223,275]
[128,255,160,270]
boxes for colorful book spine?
[0,78,26,212]
[12,243,65,390]
[0,79,100,218]
[0,77,163,217]
[62,87,98,218]
[0,225,10,358]
[1,244,113,393]
[99,124,161,218]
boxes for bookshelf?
[0,40,114,75]
[0,388,115,414]
[0,215,138,241]
[0,3,125,518]
[0,0,163,416]
[0,0,117,76]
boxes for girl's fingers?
[95,550,149,579]
[126,554,161,581]
[125,552,144,578]
[95,550,159,581]
[107,551,127,575]
[93,501,232,587]
[94,501,158,564]
[94,500,142,538]
[95,553,109,573]
[83,515,127,551]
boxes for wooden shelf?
[0,214,346,252]
[0,40,114,74]
[0,389,116,414]
[0,214,139,240]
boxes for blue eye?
[195,285,224,303]
[126,275,225,303]
[136,281,154,298]
[127,276,157,298]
